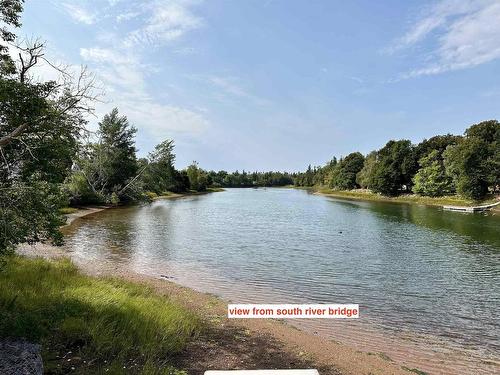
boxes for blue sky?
[20,0,500,171]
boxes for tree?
[415,134,462,161]
[356,151,376,189]
[465,120,500,192]
[0,3,97,253]
[186,162,208,191]
[369,140,417,196]
[329,152,364,190]
[98,108,138,191]
[413,150,454,197]
[0,0,23,75]
[71,109,139,203]
[141,139,189,193]
[444,138,490,199]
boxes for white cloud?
[80,46,209,136]
[124,1,203,47]
[208,76,249,97]
[392,0,500,78]
[116,11,140,22]
[55,1,209,141]
[62,3,96,25]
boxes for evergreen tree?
[98,108,138,191]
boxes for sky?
[18,0,500,171]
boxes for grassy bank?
[309,187,498,207]
[0,256,201,374]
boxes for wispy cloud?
[62,3,97,25]
[188,74,270,106]
[390,0,500,78]
[50,1,210,140]
[80,45,208,137]
[116,11,140,23]
[208,76,250,97]
[124,1,203,47]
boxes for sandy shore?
[16,206,416,375]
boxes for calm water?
[63,188,500,374]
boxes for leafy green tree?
[141,139,189,193]
[465,120,500,191]
[186,162,208,191]
[1,176,66,253]
[356,151,376,189]
[369,140,417,196]
[0,0,23,75]
[329,152,364,190]
[415,134,462,161]
[443,121,499,199]
[465,120,499,142]
[413,150,454,197]
[1,2,95,253]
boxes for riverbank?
[57,188,225,227]
[307,187,499,208]
[12,248,415,375]
[11,205,416,375]
[151,187,225,200]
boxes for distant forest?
[0,1,499,254]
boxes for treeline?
[295,120,499,200]
[207,170,293,188]
[64,112,295,205]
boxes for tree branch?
[0,123,28,146]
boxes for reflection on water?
[63,188,500,375]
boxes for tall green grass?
[0,256,201,374]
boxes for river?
[62,188,500,374]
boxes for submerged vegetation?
[0,256,200,374]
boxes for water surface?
[63,188,500,374]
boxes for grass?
[311,187,497,207]
[0,256,201,374]
[59,207,80,215]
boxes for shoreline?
[304,187,499,209]
[59,188,225,226]
[17,206,415,375]
[16,246,413,375]
[153,187,225,200]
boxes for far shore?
[293,186,499,209]
[59,188,225,227]
[152,187,225,200]
[16,205,417,375]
